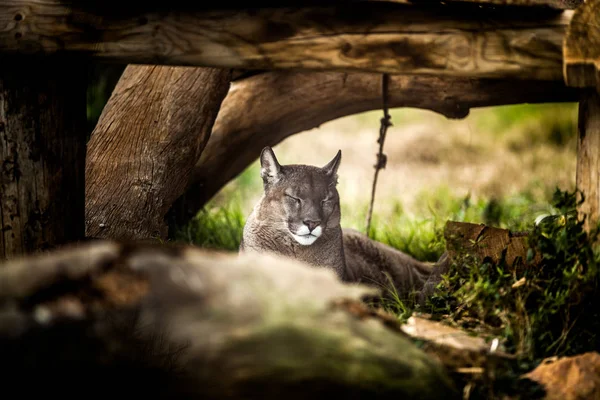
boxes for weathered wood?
[0,58,87,261]
[576,91,600,232]
[424,0,582,9]
[563,0,600,91]
[0,1,571,80]
[444,221,539,268]
[85,65,231,241]
[64,0,586,12]
[168,71,578,228]
[0,241,459,399]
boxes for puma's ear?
[260,146,282,186]
[322,150,341,180]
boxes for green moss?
[205,321,458,400]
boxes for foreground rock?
[524,352,600,400]
[0,241,457,399]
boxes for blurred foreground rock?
[524,352,600,400]
[0,241,458,399]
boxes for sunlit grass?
[175,184,560,264]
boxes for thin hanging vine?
[365,73,392,237]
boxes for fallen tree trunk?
[85,65,231,240]
[0,241,458,399]
[169,71,578,229]
[0,59,87,260]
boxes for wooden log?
[576,91,600,232]
[56,0,587,12]
[0,58,87,261]
[0,241,459,399]
[85,65,231,241]
[425,0,582,8]
[168,71,578,228]
[563,0,600,92]
[0,1,571,80]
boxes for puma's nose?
[304,220,321,232]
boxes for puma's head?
[258,146,342,246]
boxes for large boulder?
[0,241,458,399]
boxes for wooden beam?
[62,0,586,12]
[563,0,600,92]
[415,0,582,9]
[0,58,87,260]
[576,90,600,232]
[1,1,571,80]
[167,71,578,229]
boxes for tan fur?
[240,147,433,297]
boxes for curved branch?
[168,71,578,229]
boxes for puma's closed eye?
[286,194,301,203]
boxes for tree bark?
[446,0,581,8]
[168,71,578,229]
[0,58,87,261]
[576,90,600,232]
[85,65,231,241]
[564,0,600,232]
[0,1,570,80]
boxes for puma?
[240,146,433,298]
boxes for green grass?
[472,102,578,147]
[174,204,246,251]
[176,184,560,263]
